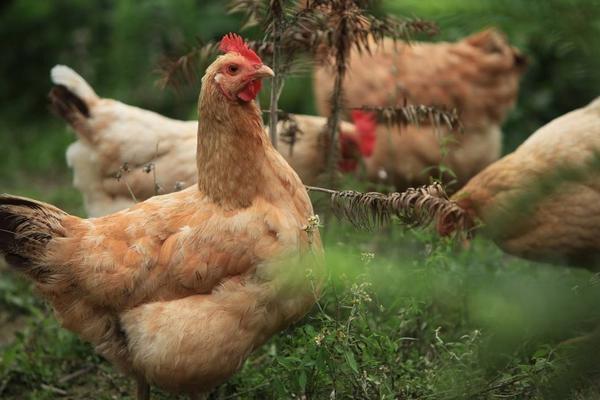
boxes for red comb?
[351,110,377,157]
[219,33,262,65]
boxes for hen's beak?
[253,64,275,79]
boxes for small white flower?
[303,215,322,244]
[360,252,375,264]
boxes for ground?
[1,180,600,399]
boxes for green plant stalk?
[268,47,280,147]
[268,0,284,148]
[325,60,346,187]
[324,2,350,188]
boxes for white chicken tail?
[49,65,100,139]
[50,65,99,104]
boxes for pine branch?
[157,1,438,90]
[319,0,366,187]
[354,104,462,131]
[296,1,440,188]
[227,0,267,29]
[157,40,220,90]
[307,183,472,233]
[367,16,438,43]
[296,1,438,58]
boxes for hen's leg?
[136,378,150,400]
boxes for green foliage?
[1,226,600,399]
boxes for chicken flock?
[49,64,366,216]
[0,21,598,400]
[50,28,526,219]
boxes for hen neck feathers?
[196,77,269,208]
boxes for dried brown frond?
[158,1,437,91]
[248,40,274,58]
[293,1,437,58]
[227,0,267,29]
[314,1,363,185]
[227,1,311,72]
[156,36,305,91]
[265,0,285,26]
[355,104,462,131]
[279,6,328,48]
[307,183,472,234]
[227,0,305,146]
[367,16,438,43]
[157,40,220,90]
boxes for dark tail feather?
[48,85,92,139]
[49,85,90,122]
[49,65,99,140]
[0,195,67,275]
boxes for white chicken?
[50,65,197,216]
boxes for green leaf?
[345,351,359,374]
[298,370,307,391]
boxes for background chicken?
[50,65,197,217]
[50,65,370,216]
[277,113,368,186]
[361,120,501,190]
[313,28,527,190]
[439,98,600,267]
[1,34,322,399]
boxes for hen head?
[207,33,274,103]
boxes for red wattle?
[238,80,262,102]
[350,110,377,157]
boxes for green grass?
[1,202,599,398]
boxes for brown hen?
[313,28,527,190]
[1,33,323,399]
[442,98,600,267]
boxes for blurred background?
[1,1,600,399]
[1,0,600,210]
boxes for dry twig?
[307,183,472,234]
[355,104,461,131]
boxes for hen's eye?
[227,64,239,74]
